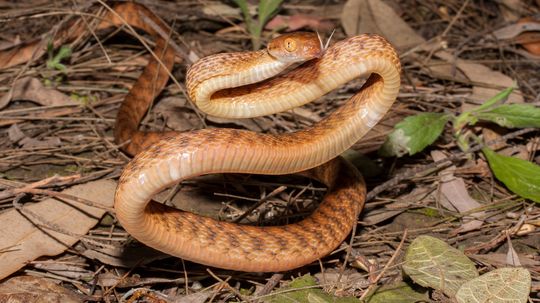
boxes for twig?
[441,0,470,38]
[206,268,249,302]
[254,273,284,298]
[359,229,408,301]
[233,185,287,223]
[0,174,81,200]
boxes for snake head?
[267,32,323,63]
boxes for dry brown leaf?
[19,137,62,149]
[32,260,94,280]
[454,59,522,106]
[153,96,202,131]
[483,128,530,160]
[266,14,334,32]
[506,236,522,266]
[431,151,484,234]
[516,18,540,56]
[341,0,523,106]
[470,253,540,267]
[493,22,540,40]
[338,0,522,154]
[422,59,469,83]
[341,1,525,155]
[81,242,166,268]
[341,0,424,50]
[0,36,20,51]
[201,2,244,18]
[362,187,432,225]
[0,77,76,110]
[492,18,540,56]
[420,50,523,107]
[361,208,403,226]
[386,212,440,233]
[0,179,115,280]
[0,276,82,303]
[7,124,25,142]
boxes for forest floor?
[0,0,539,302]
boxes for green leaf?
[475,104,540,128]
[403,235,478,297]
[454,86,515,133]
[365,282,428,303]
[266,275,357,303]
[232,0,249,17]
[258,0,284,25]
[380,113,450,157]
[46,45,72,71]
[56,45,72,60]
[456,267,531,303]
[482,147,540,202]
[232,0,253,29]
[473,86,514,112]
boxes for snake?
[0,2,400,272]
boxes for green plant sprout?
[380,86,540,202]
[233,0,284,49]
[46,42,72,72]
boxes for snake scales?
[1,2,400,272]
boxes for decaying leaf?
[455,267,531,303]
[0,276,82,303]
[341,0,424,49]
[0,179,116,280]
[431,150,484,234]
[347,0,526,107]
[267,275,358,303]
[403,235,478,297]
[266,14,334,31]
[0,77,76,110]
[153,96,201,131]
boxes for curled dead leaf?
[517,17,540,56]
[0,179,115,280]
[341,0,424,49]
[266,14,334,32]
[0,77,76,110]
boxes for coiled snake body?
[115,30,400,271]
[0,3,400,272]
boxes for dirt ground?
[0,0,539,302]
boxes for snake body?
[115,32,400,271]
[0,2,401,272]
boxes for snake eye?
[284,38,297,52]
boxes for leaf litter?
[0,0,538,302]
